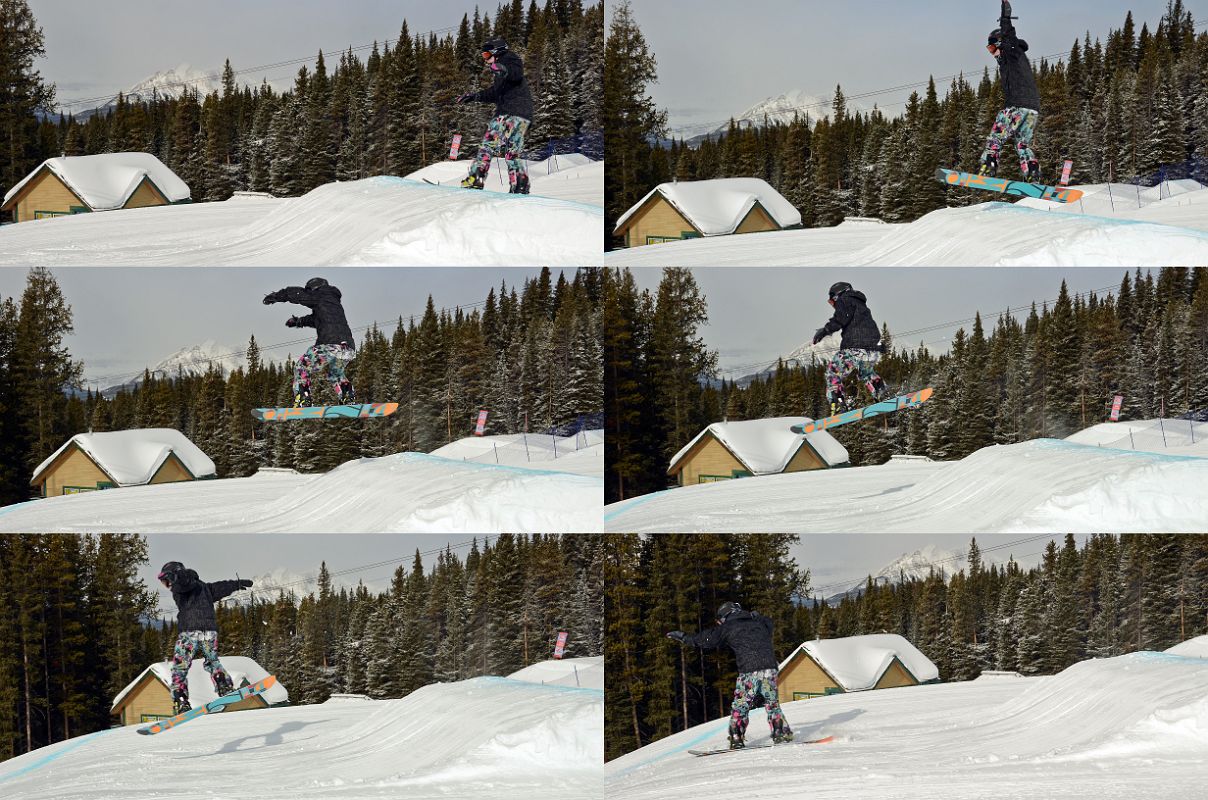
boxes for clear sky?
[631,267,1139,378]
[28,0,480,112]
[0,267,549,389]
[622,0,1204,129]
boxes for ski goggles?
[986,43,1000,56]
[157,570,173,587]
[482,50,495,60]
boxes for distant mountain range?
[665,89,873,147]
[803,544,982,608]
[98,340,242,397]
[59,64,225,121]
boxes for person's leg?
[293,346,318,406]
[1009,108,1040,180]
[323,344,356,401]
[196,631,234,698]
[463,116,507,187]
[757,671,793,741]
[979,108,1013,176]
[857,351,887,400]
[826,350,860,410]
[501,117,531,194]
[170,632,200,713]
[728,672,758,748]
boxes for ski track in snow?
[0,676,603,800]
[0,166,603,266]
[0,451,604,533]
[603,439,1208,533]
[607,652,1208,800]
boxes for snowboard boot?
[728,734,745,750]
[214,673,235,699]
[510,174,531,195]
[1024,159,1042,184]
[772,730,795,745]
[172,696,192,715]
[337,381,356,404]
[868,376,890,402]
[460,173,485,190]
[979,153,998,178]
[294,389,312,408]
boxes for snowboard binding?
[510,174,531,195]
[460,174,485,190]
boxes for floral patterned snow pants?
[980,107,1039,175]
[826,348,883,405]
[170,630,232,703]
[467,114,531,190]
[730,669,792,742]
[294,343,355,401]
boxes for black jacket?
[682,610,779,673]
[265,284,355,348]
[996,22,1041,112]
[470,51,534,121]
[819,289,883,352]
[171,569,248,632]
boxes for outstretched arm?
[208,578,253,603]
[998,1,1018,40]
[668,625,725,651]
[263,287,318,308]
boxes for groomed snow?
[605,190,1208,266]
[1165,636,1208,658]
[604,438,1208,533]
[430,429,604,478]
[606,651,1208,800]
[783,634,939,691]
[0,158,603,266]
[669,417,848,475]
[615,178,801,236]
[32,428,216,487]
[0,450,603,533]
[111,656,287,713]
[508,657,604,690]
[4,152,190,210]
[1065,417,1208,457]
[0,675,602,800]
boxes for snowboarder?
[455,37,535,195]
[157,561,253,715]
[979,1,1042,182]
[812,282,888,415]
[667,602,794,750]
[263,277,357,407]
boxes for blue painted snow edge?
[0,728,117,784]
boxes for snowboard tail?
[137,675,277,735]
[936,167,1083,204]
[791,388,933,435]
[689,735,834,756]
[252,403,398,421]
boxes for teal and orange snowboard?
[252,403,398,421]
[936,167,1083,204]
[138,675,277,735]
[791,388,934,435]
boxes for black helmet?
[158,561,185,587]
[988,29,1002,46]
[305,277,329,291]
[828,281,853,300]
[716,601,741,622]
[481,37,508,57]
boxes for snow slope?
[605,192,1208,266]
[1065,417,1208,457]
[0,676,602,800]
[0,451,603,533]
[606,651,1208,800]
[0,162,603,266]
[430,429,604,478]
[509,657,604,690]
[603,439,1208,533]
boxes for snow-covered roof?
[669,417,848,476]
[1165,635,1208,658]
[32,428,216,486]
[780,634,939,691]
[4,152,190,211]
[508,656,603,690]
[614,178,802,236]
[111,656,288,712]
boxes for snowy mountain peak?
[151,340,242,378]
[125,63,222,101]
[735,89,835,127]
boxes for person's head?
[716,601,741,624]
[305,277,329,291]
[481,37,508,64]
[158,561,185,589]
[987,30,1001,58]
[828,281,853,307]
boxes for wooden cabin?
[111,657,288,726]
[2,152,190,223]
[777,634,940,701]
[668,417,848,486]
[31,428,215,498]
[613,178,801,248]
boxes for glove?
[263,291,283,305]
[455,92,474,104]
[285,316,302,328]
[239,579,253,589]
[667,631,686,643]
[812,328,827,346]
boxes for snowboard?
[137,675,277,736]
[936,167,1084,204]
[791,388,934,435]
[252,403,398,421]
[689,735,834,757]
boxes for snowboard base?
[792,388,933,435]
[252,403,398,421]
[936,167,1083,204]
[689,735,834,756]
[138,675,277,735]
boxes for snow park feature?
[0,430,604,533]
[0,671,602,800]
[605,650,1208,800]
[602,434,1208,533]
[0,156,603,266]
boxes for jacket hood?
[849,290,868,304]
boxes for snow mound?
[430,430,604,477]
[509,657,604,690]
[603,438,1208,533]
[1165,636,1208,658]
[0,675,601,800]
[32,428,215,487]
[406,154,601,207]
[2,451,602,533]
[1065,418,1208,457]
[0,172,603,266]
